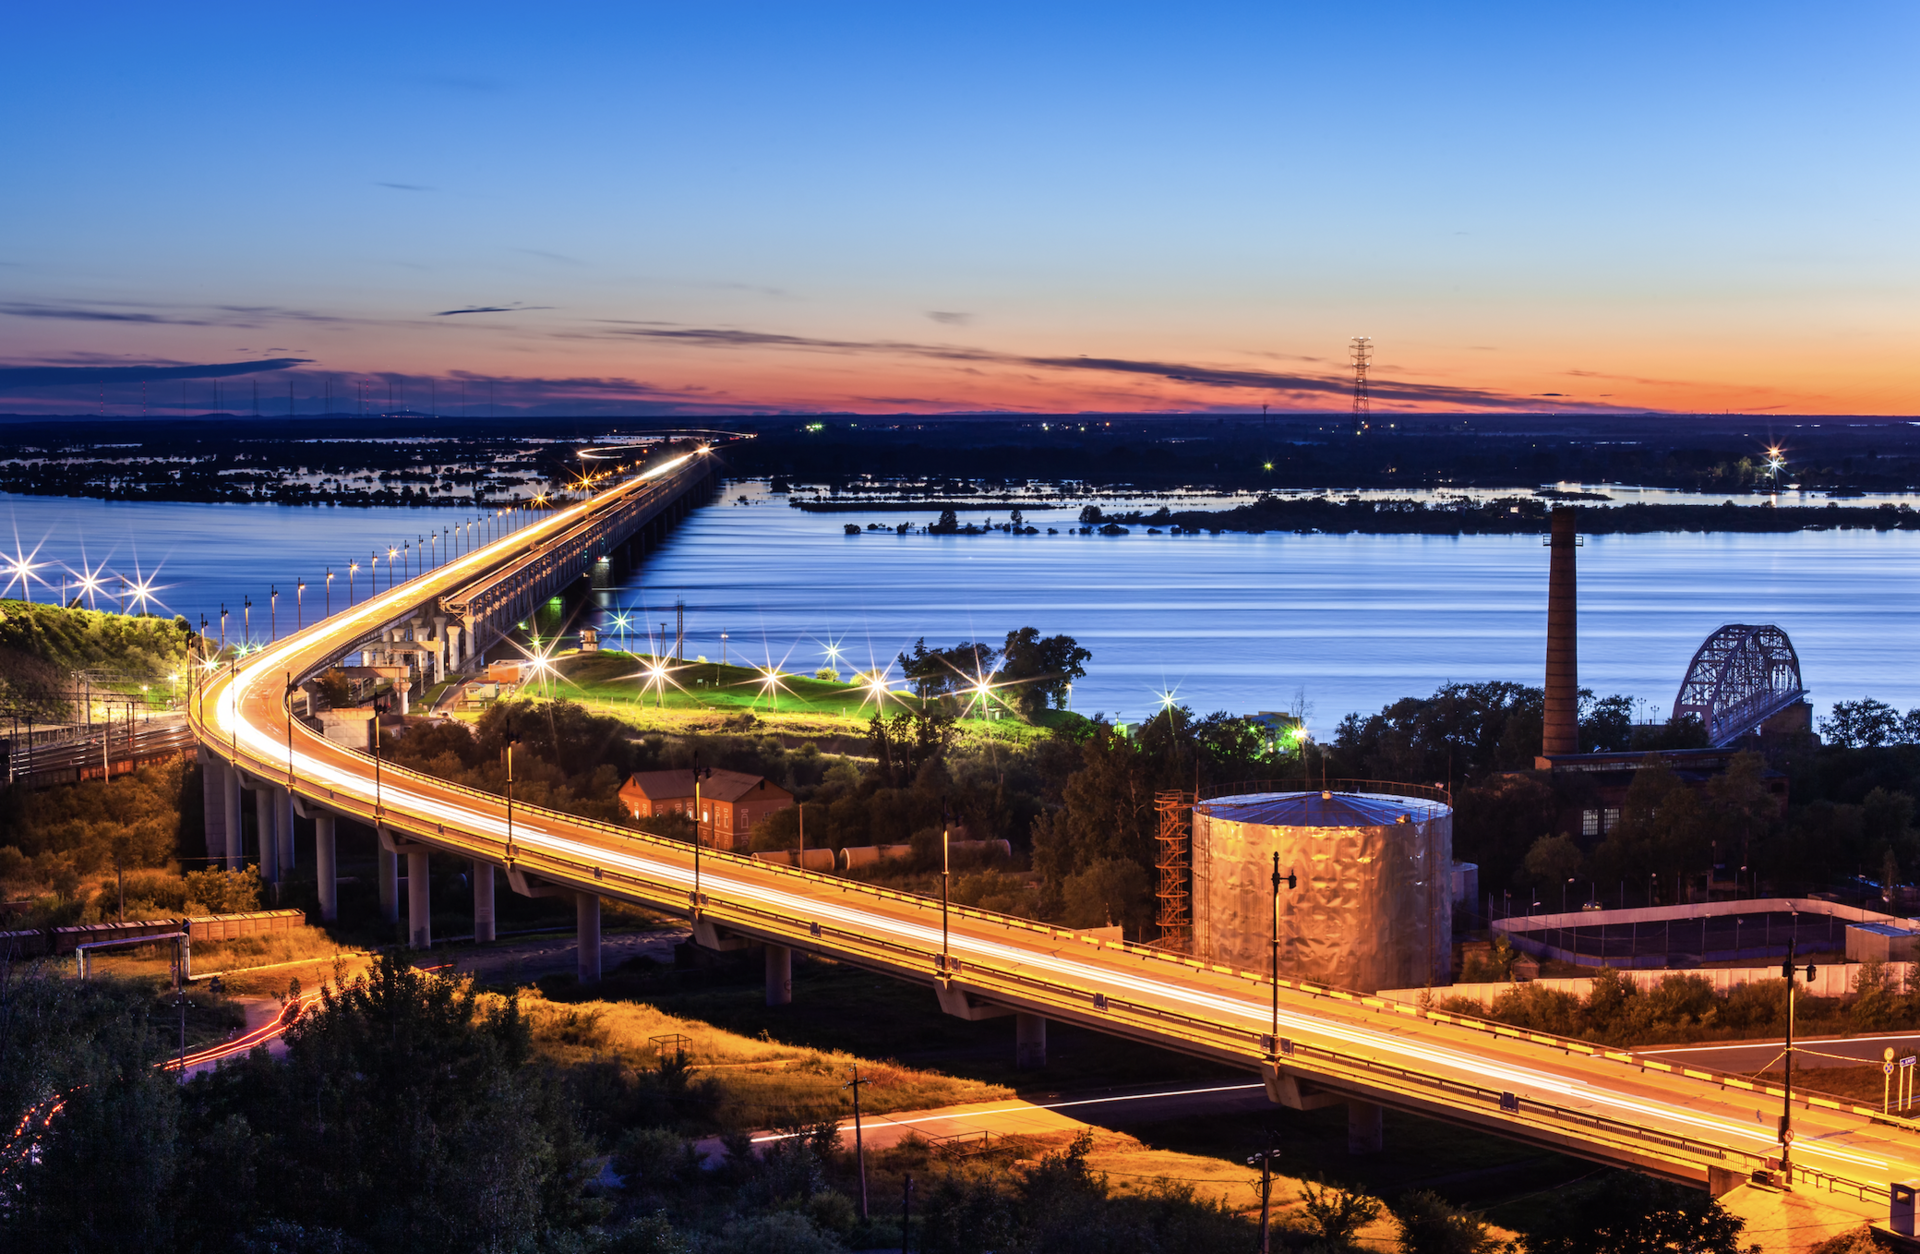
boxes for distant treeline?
[804,493,1920,535]
[1082,496,1920,535]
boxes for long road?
[191,450,1920,1206]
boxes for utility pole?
[843,1065,869,1219]
[1247,1135,1282,1253]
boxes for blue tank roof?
[1196,790,1446,827]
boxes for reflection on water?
[2,490,1910,730]
[606,491,1920,729]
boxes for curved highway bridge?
[192,454,1917,1207]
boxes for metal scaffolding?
[1155,789,1193,950]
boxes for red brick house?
[618,768,794,851]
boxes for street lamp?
[296,579,306,630]
[1266,852,1297,1058]
[386,547,396,590]
[720,631,728,666]
[938,800,952,976]
[347,561,358,607]
[242,595,252,647]
[1778,929,1818,1185]
[219,603,228,650]
[270,585,278,642]
[691,764,712,915]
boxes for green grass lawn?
[524,650,1087,745]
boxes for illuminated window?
[1582,809,1600,837]
[1603,808,1620,832]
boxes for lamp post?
[270,585,278,642]
[691,764,712,915]
[242,595,252,648]
[219,604,228,650]
[504,740,516,861]
[347,561,358,607]
[1779,931,1817,1185]
[1267,852,1297,1057]
[296,579,306,631]
[939,799,952,976]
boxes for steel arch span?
[1671,623,1806,747]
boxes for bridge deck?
[191,453,1920,1204]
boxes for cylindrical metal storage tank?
[1192,788,1452,993]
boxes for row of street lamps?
[191,502,543,651]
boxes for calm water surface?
[3,491,1912,729]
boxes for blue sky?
[2,2,1914,414]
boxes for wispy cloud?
[593,323,1627,411]
[926,311,973,326]
[0,357,310,387]
[0,302,209,325]
[375,181,434,192]
[433,305,554,317]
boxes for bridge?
[189,455,1920,1209]
[1672,623,1811,748]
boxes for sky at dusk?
[2,2,1915,417]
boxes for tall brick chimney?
[1540,506,1579,762]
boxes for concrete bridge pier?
[223,763,244,870]
[473,859,495,943]
[377,838,399,924]
[765,943,792,1006]
[315,812,338,922]
[253,787,279,882]
[275,786,295,875]
[1348,1100,1384,1154]
[1016,1013,1047,1069]
[407,849,431,949]
[576,893,601,984]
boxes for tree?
[1820,698,1906,748]
[1593,760,1707,892]
[1523,834,1584,896]
[997,627,1090,717]
[1390,1189,1502,1254]
[1059,857,1152,934]
[1297,1178,1383,1246]
[1529,1171,1748,1254]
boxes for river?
[3,488,1913,730]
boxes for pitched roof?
[620,768,789,805]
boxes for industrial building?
[1191,786,1454,993]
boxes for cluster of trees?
[1821,698,1920,748]
[894,628,1089,715]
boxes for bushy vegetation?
[1438,961,1920,1048]
[0,600,194,719]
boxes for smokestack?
[1541,506,1579,760]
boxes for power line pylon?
[1350,336,1372,432]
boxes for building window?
[1582,809,1600,837]
[1603,808,1620,833]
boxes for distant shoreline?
[796,495,1920,535]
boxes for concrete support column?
[275,786,295,874]
[201,754,229,866]
[576,893,601,984]
[765,943,792,1006]
[1347,1100,1384,1154]
[253,788,279,882]
[377,838,399,924]
[406,849,431,949]
[223,763,244,870]
[472,859,495,943]
[1015,1013,1047,1069]
[394,681,410,716]
[315,813,338,922]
